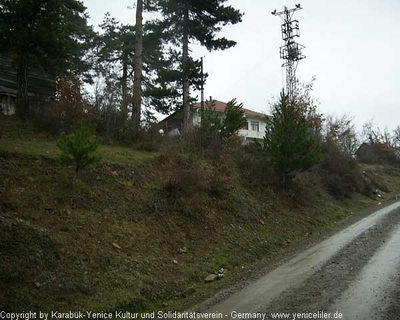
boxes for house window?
[251,121,259,132]
[242,121,249,130]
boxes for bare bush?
[358,120,399,164]
[33,75,93,135]
[324,114,358,156]
[166,166,208,196]
[320,142,362,199]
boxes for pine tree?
[155,0,243,131]
[143,49,203,115]
[57,120,101,173]
[95,13,167,133]
[264,92,320,186]
[221,99,247,139]
[0,0,94,118]
[200,98,246,147]
[96,14,136,130]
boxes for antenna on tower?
[272,4,306,101]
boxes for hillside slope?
[1,115,400,312]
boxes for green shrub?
[221,99,247,139]
[199,98,246,152]
[57,120,101,173]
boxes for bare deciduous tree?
[325,114,359,156]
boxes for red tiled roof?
[193,100,266,119]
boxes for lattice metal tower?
[272,4,306,100]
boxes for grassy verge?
[0,115,156,164]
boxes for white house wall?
[192,111,266,141]
[239,117,266,140]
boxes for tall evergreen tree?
[96,14,136,129]
[95,13,168,131]
[263,91,320,187]
[144,47,204,116]
[0,0,94,118]
[155,0,243,131]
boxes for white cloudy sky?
[82,0,400,131]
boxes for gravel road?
[196,201,400,320]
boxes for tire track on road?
[203,202,400,317]
[262,207,400,318]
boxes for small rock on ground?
[205,274,218,283]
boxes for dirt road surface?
[197,201,400,320]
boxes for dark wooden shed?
[0,53,55,115]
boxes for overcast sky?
[82,0,400,131]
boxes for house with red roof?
[157,98,268,142]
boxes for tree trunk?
[182,7,190,132]
[132,0,143,136]
[121,53,128,131]
[16,60,29,119]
